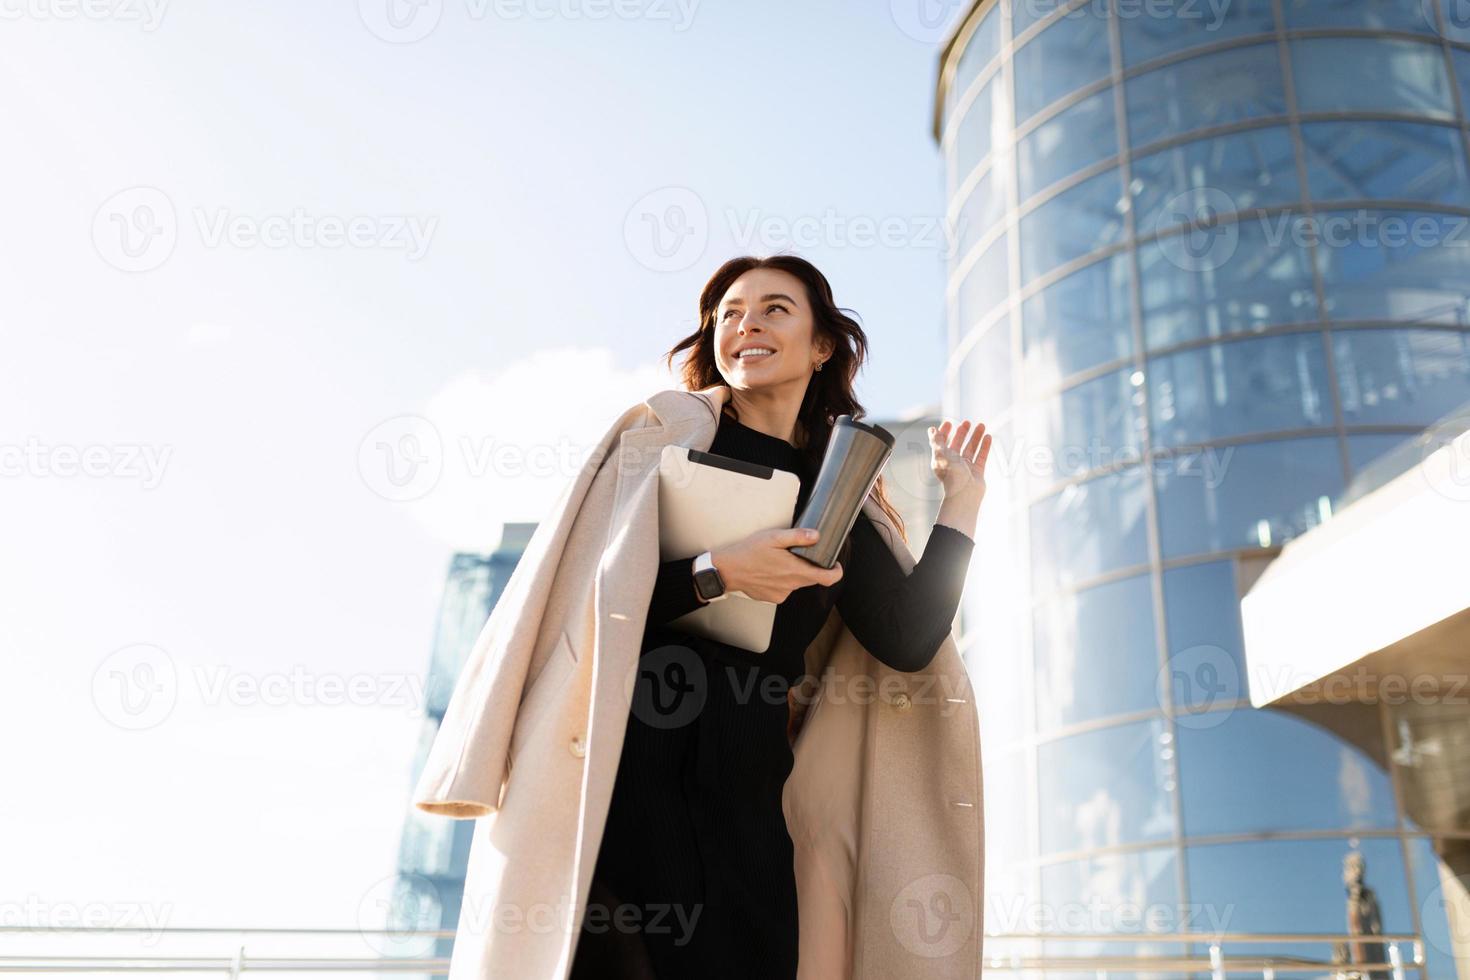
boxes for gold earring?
[815,360,824,372]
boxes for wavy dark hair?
[662,254,909,550]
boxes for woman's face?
[713,268,831,391]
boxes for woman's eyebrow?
[722,292,799,309]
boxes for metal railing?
[983,931,1426,978]
[0,925,1428,977]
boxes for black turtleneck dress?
[569,408,975,980]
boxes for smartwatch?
[692,550,728,603]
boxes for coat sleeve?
[411,398,654,819]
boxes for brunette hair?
[662,254,910,548]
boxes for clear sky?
[0,0,969,947]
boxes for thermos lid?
[834,414,896,450]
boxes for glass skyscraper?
[394,524,538,964]
[936,1,1470,975]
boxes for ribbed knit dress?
[569,406,975,980]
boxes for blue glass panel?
[951,169,1005,266]
[1148,332,1334,447]
[955,75,1009,181]
[1125,44,1286,150]
[1187,838,1412,934]
[1154,436,1344,557]
[1314,209,1470,325]
[1038,718,1177,853]
[1138,215,1320,349]
[1034,572,1159,732]
[1345,432,1415,475]
[1018,88,1118,203]
[1132,126,1301,238]
[959,318,1015,422]
[1283,0,1437,31]
[1441,0,1470,41]
[1022,253,1134,389]
[1119,0,1275,67]
[1019,168,1126,285]
[1162,560,1249,709]
[1335,328,1470,425]
[952,7,1002,111]
[1407,836,1460,980]
[956,234,1011,332]
[1178,710,1398,836]
[1013,5,1113,123]
[1027,367,1145,482]
[1030,465,1150,594]
[1303,120,1470,208]
[1291,37,1455,120]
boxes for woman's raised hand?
[709,527,843,604]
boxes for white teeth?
[738,348,774,359]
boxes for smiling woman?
[565,255,992,980]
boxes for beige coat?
[413,382,985,979]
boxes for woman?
[568,254,992,979]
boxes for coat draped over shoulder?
[414,383,985,979]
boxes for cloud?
[408,346,675,552]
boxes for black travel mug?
[790,415,896,569]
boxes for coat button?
[569,735,586,758]
[893,693,912,711]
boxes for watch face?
[695,567,724,600]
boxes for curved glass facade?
[939,1,1470,975]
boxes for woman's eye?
[767,304,788,314]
